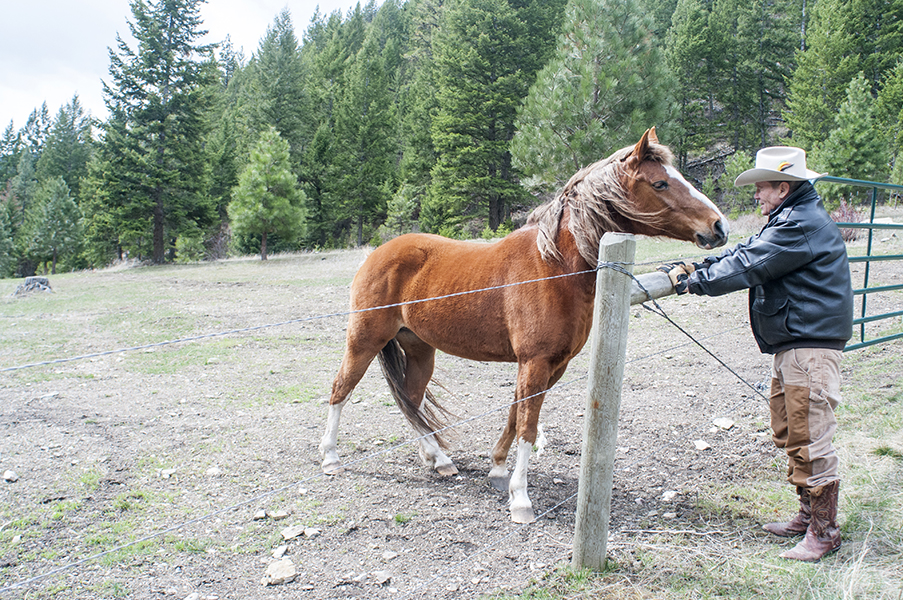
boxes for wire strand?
[1,253,701,374]
[0,267,597,373]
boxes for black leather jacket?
[686,182,853,354]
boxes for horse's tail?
[377,338,452,449]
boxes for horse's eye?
[652,180,669,190]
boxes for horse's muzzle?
[696,218,729,250]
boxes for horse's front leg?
[506,360,552,524]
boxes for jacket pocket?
[751,296,793,346]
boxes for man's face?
[754,181,787,216]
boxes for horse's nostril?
[713,218,729,244]
[714,219,725,237]
[697,219,729,249]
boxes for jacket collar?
[769,181,819,220]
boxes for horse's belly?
[401,303,518,363]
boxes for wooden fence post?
[572,232,636,571]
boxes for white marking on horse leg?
[418,434,458,476]
[508,438,535,523]
[534,424,547,458]
[488,463,509,482]
[488,445,510,491]
[319,398,348,474]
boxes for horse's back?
[352,232,538,304]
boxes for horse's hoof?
[322,460,344,476]
[510,506,536,524]
[436,463,458,477]
[488,475,510,492]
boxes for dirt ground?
[1,219,901,599]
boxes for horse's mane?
[527,142,674,266]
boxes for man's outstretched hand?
[657,261,694,295]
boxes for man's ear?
[780,181,792,199]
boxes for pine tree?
[209,49,256,228]
[811,73,890,203]
[229,127,306,260]
[719,151,756,215]
[21,103,52,159]
[85,0,218,265]
[665,0,717,167]
[665,0,801,166]
[394,0,444,215]
[0,205,13,277]
[29,177,83,274]
[35,96,93,198]
[251,9,311,166]
[295,8,363,247]
[0,122,22,186]
[80,148,128,267]
[642,0,680,39]
[878,60,903,181]
[784,0,903,150]
[424,0,563,233]
[331,13,400,245]
[9,152,39,273]
[731,0,799,149]
[511,0,672,193]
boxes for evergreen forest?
[2,0,903,275]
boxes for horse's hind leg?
[320,321,395,474]
[319,355,368,474]
[395,330,458,476]
[488,404,517,490]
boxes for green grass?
[123,338,242,374]
[89,581,130,598]
[0,251,357,374]
[394,512,416,525]
[264,382,321,405]
[78,468,103,492]
[169,537,209,553]
[873,446,903,459]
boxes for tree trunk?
[261,231,268,261]
[489,193,501,231]
[800,0,807,51]
[153,192,165,264]
[51,248,58,275]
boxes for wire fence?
[0,257,772,596]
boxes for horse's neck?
[556,207,597,274]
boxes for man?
[661,146,853,562]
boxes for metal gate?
[817,175,903,351]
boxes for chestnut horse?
[319,128,728,523]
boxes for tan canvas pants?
[769,348,842,489]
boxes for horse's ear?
[647,126,659,144]
[630,128,654,161]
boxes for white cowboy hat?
[734,146,827,187]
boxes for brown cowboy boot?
[764,486,810,537]
[780,481,841,562]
